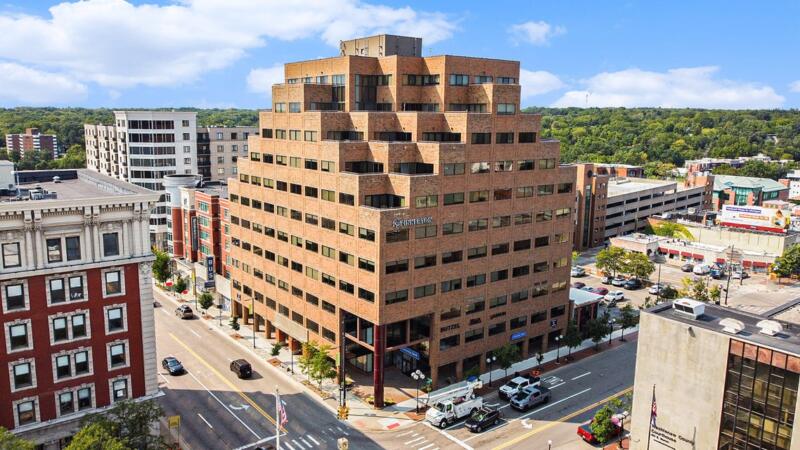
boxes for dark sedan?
[464,406,501,433]
[161,357,185,375]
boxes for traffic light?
[337,405,349,420]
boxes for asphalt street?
[153,287,383,450]
[369,339,637,450]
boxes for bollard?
[337,437,349,450]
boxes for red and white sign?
[719,205,790,234]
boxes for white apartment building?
[85,111,198,248]
[785,169,800,199]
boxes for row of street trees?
[595,247,656,280]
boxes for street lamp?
[608,319,615,347]
[486,355,497,386]
[548,439,552,450]
[554,336,562,363]
[411,370,425,414]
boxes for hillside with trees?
[527,107,800,179]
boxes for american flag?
[650,385,657,427]
[278,393,288,427]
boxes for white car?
[648,283,666,295]
[604,291,625,302]
[570,266,586,277]
[693,264,711,275]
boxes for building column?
[139,217,149,254]
[373,324,386,408]
[83,219,93,263]
[122,220,129,257]
[34,226,44,269]
[132,209,142,257]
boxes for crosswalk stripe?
[282,443,296,450]
[307,435,321,445]
[405,437,426,445]
[299,437,313,448]
[418,444,435,450]
[292,439,302,449]
[336,426,349,436]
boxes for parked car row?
[601,275,642,290]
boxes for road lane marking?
[513,388,591,421]
[398,430,416,437]
[190,329,201,338]
[422,422,473,450]
[299,437,313,448]
[405,436,425,445]
[548,382,565,389]
[169,332,284,431]
[418,444,435,450]
[291,439,302,449]
[186,370,260,439]
[197,413,213,429]
[307,435,320,445]
[158,373,170,384]
[462,419,509,442]
[491,386,634,450]
[160,308,171,317]
[232,435,279,450]
[283,442,296,450]
[571,371,591,381]
[336,426,349,436]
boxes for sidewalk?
[156,283,639,432]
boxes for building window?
[2,242,21,268]
[8,322,31,351]
[109,342,127,368]
[104,270,123,296]
[106,306,125,333]
[65,236,81,260]
[11,360,34,390]
[14,398,37,427]
[4,283,25,311]
[103,232,120,257]
[47,238,63,262]
[77,387,92,410]
[497,103,516,115]
[55,354,72,379]
[496,132,514,144]
[111,378,129,402]
[449,74,469,86]
[58,391,74,415]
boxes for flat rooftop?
[608,178,676,196]
[0,169,156,204]
[649,301,800,355]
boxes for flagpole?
[646,384,655,450]
[276,386,280,450]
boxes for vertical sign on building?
[205,255,215,288]
[191,216,198,250]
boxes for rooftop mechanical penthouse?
[228,35,576,406]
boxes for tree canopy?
[773,244,800,279]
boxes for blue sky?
[0,0,798,109]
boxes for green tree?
[650,222,694,240]
[151,248,172,283]
[596,247,625,277]
[709,284,722,304]
[299,341,319,379]
[230,316,240,331]
[198,292,214,311]
[270,341,283,356]
[308,343,337,388]
[589,405,617,444]
[80,400,164,450]
[66,423,127,450]
[562,321,583,359]
[587,313,612,350]
[622,251,656,280]
[173,276,188,294]
[0,427,35,450]
[679,277,711,302]
[773,244,800,279]
[660,285,679,300]
[492,344,521,378]
[619,304,639,341]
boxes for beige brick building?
[227,35,576,406]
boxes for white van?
[692,264,711,275]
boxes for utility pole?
[724,245,736,306]
[191,264,197,310]
[338,312,347,412]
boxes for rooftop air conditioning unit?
[757,320,783,336]
[672,298,706,320]
[720,318,745,335]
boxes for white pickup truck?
[498,375,541,401]
[425,395,483,429]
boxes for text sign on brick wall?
[392,216,433,228]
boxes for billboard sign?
[719,205,790,234]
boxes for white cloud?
[519,69,564,99]
[247,65,285,100]
[0,62,87,104]
[0,0,456,90]
[790,80,800,93]
[509,21,566,46]
[553,66,784,109]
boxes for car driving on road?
[464,406,501,433]
[175,305,194,319]
[510,386,551,411]
[161,356,185,375]
[498,375,540,401]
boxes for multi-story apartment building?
[572,163,713,249]
[5,128,60,158]
[197,126,258,182]
[0,169,160,447]
[84,111,198,248]
[630,300,800,450]
[228,35,576,406]
[712,174,789,210]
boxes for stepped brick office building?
[227,35,576,406]
[0,169,160,447]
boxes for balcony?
[363,194,405,209]
[344,161,384,174]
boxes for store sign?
[719,205,790,234]
[392,216,433,228]
[191,216,199,248]
[400,347,421,360]
[510,331,527,341]
[205,255,215,285]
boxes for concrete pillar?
[373,324,385,408]
[24,229,33,268]
[83,221,93,263]
[92,223,101,260]
[122,220,129,257]
[34,227,44,269]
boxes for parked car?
[464,406,502,433]
[593,287,609,295]
[605,290,625,303]
[693,264,711,275]
[601,274,613,284]
[611,276,627,287]
[732,271,749,280]
[623,278,642,290]
[581,286,595,292]
[230,359,252,379]
[710,267,725,279]
[681,263,695,273]
[648,283,666,295]
[510,386,551,411]
[577,418,623,444]
[498,375,541,401]
[570,266,586,277]
[161,356,185,375]
[572,281,586,289]
[175,305,194,319]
